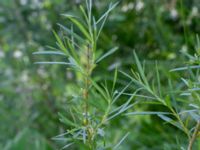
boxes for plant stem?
[83,45,92,125]
[83,77,89,125]
[147,86,190,138]
[82,44,95,149]
[187,121,200,150]
[169,107,190,138]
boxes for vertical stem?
[187,121,200,150]
[83,45,91,125]
[83,77,89,125]
[82,44,95,149]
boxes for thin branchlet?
[34,1,125,149]
[187,121,200,150]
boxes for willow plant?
[123,37,200,150]
[34,0,135,149]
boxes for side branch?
[187,121,200,150]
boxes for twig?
[187,121,200,150]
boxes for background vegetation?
[0,0,199,149]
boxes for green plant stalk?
[154,91,190,138]
[169,107,190,138]
[187,121,200,150]
[83,46,90,125]
[95,102,111,132]
[152,90,190,138]
[138,78,190,137]
[133,54,190,138]
[81,2,96,147]
[82,45,94,149]
[79,1,115,147]
[34,1,119,148]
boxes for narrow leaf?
[112,81,132,104]
[112,67,118,94]
[58,112,79,128]
[133,51,149,87]
[58,23,85,43]
[91,80,108,102]
[170,65,200,72]
[96,1,119,24]
[96,47,118,63]
[113,132,130,149]
[34,62,71,65]
[62,15,91,41]
[53,30,68,54]
[33,51,66,56]
[126,111,170,116]
[61,143,74,150]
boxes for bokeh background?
[0,0,199,149]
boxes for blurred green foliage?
[0,0,200,149]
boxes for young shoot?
[34,0,135,149]
[124,43,200,150]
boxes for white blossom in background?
[128,2,134,10]
[38,46,44,51]
[31,0,42,9]
[13,50,23,59]
[0,50,5,58]
[21,71,29,82]
[170,9,178,19]
[18,43,25,49]
[75,0,81,4]
[46,22,52,30]
[20,0,27,5]
[122,4,129,12]
[33,0,40,5]
[5,68,13,76]
[37,68,48,78]
[187,6,199,25]
[135,0,144,12]
[122,2,134,12]
[180,45,188,53]
[191,7,198,17]
[66,71,73,80]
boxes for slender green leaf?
[170,65,200,72]
[80,5,88,23]
[62,15,91,41]
[133,51,149,87]
[96,47,118,63]
[33,51,66,56]
[158,114,183,131]
[113,132,130,150]
[112,81,133,104]
[91,80,108,102]
[96,12,108,40]
[126,111,171,116]
[34,62,71,65]
[53,30,68,54]
[112,67,118,95]
[58,23,85,43]
[156,62,162,97]
[61,143,74,150]
[96,1,119,24]
[58,112,79,128]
